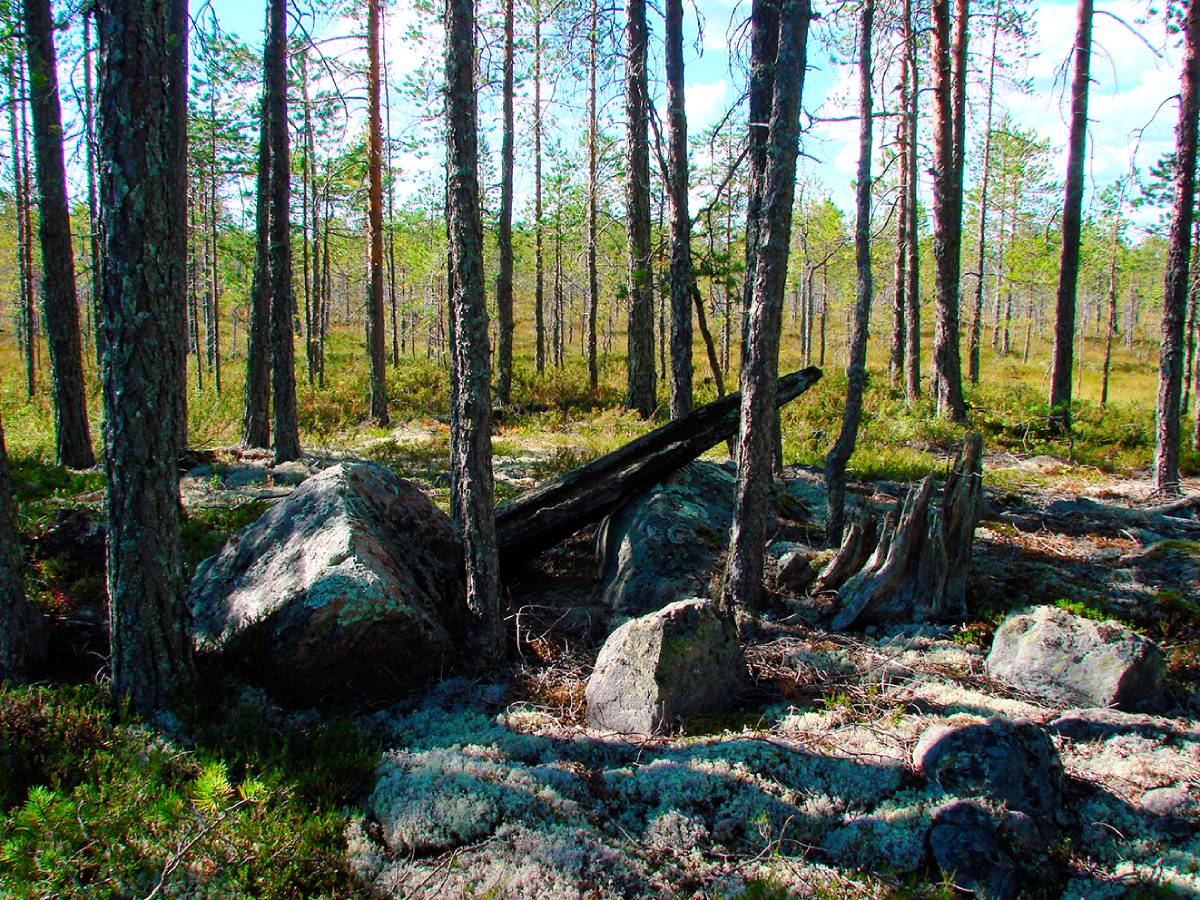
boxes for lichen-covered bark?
[242,100,272,449]
[1154,0,1200,494]
[495,0,515,404]
[445,0,503,658]
[267,0,301,462]
[366,0,389,425]
[96,0,196,712]
[902,0,921,402]
[665,0,694,419]
[0,413,45,679]
[1048,0,1092,434]
[930,0,967,422]
[825,0,874,546]
[722,0,811,613]
[25,0,95,469]
[624,0,656,417]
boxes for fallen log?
[1040,494,1200,538]
[496,366,823,573]
[826,432,984,630]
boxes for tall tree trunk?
[1154,0,1200,495]
[625,0,656,416]
[83,13,103,365]
[267,0,301,461]
[24,0,95,468]
[665,0,694,417]
[1182,228,1198,415]
[930,0,967,421]
[9,51,35,399]
[722,0,811,613]
[586,0,599,390]
[446,0,502,658]
[208,94,221,395]
[383,22,400,370]
[243,97,272,449]
[1048,0,1093,433]
[890,64,908,386]
[0,411,45,679]
[96,0,195,713]
[534,0,545,374]
[825,0,874,545]
[300,51,315,384]
[495,0,515,403]
[366,0,389,425]
[968,10,999,384]
[903,0,921,401]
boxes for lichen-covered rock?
[189,462,465,698]
[985,606,1166,711]
[586,598,749,736]
[595,462,736,617]
[913,717,1062,824]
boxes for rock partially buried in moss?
[985,605,1166,711]
[188,462,466,700]
[585,598,749,737]
[595,463,737,619]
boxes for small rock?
[928,799,1019,900]
[914,717,1062,823]
[34,507,106,569]
[189,462,466,699]
[774,547,819,596]
[985,605,1165,711]
[586,598,749,736]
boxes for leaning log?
[496,366,823,572]
[827,432,984,629]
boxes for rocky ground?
[113,426,1200,897]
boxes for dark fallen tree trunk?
[497,366,822,572]
[824,432,983,629]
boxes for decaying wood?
[813,506,877,594]
[827,432,983,630]
[496,366,823,572]
[1039,494,1200,538]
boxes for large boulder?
[927,799,1021,900]
[595,463,736,618]
[586,598,749,736]
[189,462,466,698]
[985,605,1166,711]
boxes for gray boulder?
[914,717,1062,824]
[586,598,749,736]
[986,605,1165,711]
[189,462,466,698]
[595,463,736,617]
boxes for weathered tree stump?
[825,433,984,630]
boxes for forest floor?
[5,412,1198,898]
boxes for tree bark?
[1101,203,1121,407]
[96,0,196,712]
[534,0,546,374]
[825,0,874,546]
[1048,0,1093,433]
[903,0,921,402]
[1154,0,1200,495]
[243,97,272,449]
[625,0,657,416]
[267,0,301,462]
[890,62,908,386]
[83,13,103,365]
[446,0,503,659]
[665,0,694,418]
[930,0,967,422]
[722,0,811,614]
[366,0,389,425]
[24,0,95,469]
[495,0,515,403]
[585,0,600,391]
